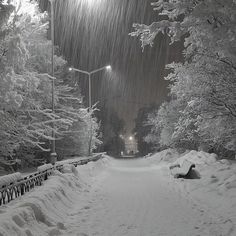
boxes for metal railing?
[0,154,104,206]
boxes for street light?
[69,65,112,108]
[69,65,112,156]
[106,65,112,70]
[48,1,110,161]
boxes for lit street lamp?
[49,0,111,159]
[69,65,112,156]
[69,65,112,108]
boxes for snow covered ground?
[145,150,236,235]
[0,151,235,236]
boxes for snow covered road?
[63,158,225,236]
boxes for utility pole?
[50,0,57,164]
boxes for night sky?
[39,0,183,134]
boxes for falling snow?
[38,0,183,133]
[0,0,236,235]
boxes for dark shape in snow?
[170,160,199,179]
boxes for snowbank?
[184,151,236,196]
[171,150,217,166]
[56,153,104,166]
[168,150,236,195]
[61,163,79,176]
[37,164,53,172]
[0,171,80,236]
[0,157,111,236]
[145,149,180,164]
[77,156,111,179]
[150,149,236,234]
[0,172,22,187]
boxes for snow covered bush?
[131,0,236,155]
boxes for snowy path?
[63,159,220,236]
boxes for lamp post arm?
[71,68,90,75]
[90,66,107,75]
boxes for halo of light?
[106,65,112,70]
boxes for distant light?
[106,65,112,70]
[129,136,133,141]
[69,67,73,71]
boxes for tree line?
[0,0,100,167]
[132,0,236,158]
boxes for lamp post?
[69,65,111,108]
[49,0,57,164]
[48,0,111,161]
[69,65,112,155]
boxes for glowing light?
[129,136,133,141]
[106,65,112,70]
[69,67,73,71]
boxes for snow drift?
[146,149,236,198]
[145,148,180,164]
[0,172,22,187]
[146,149,236,235]
[0,157,110,236]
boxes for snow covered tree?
[56,107,102,157]
[0,0,25,157]
[133,104,159,155]
[0,0,101,161]
[131,0,236,155]
[166,61,236,152]
[97,107,125,156]
[0,0,68,158]
[144,100,196,150]
[131,0,236,62]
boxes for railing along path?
[0,154,103,206]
